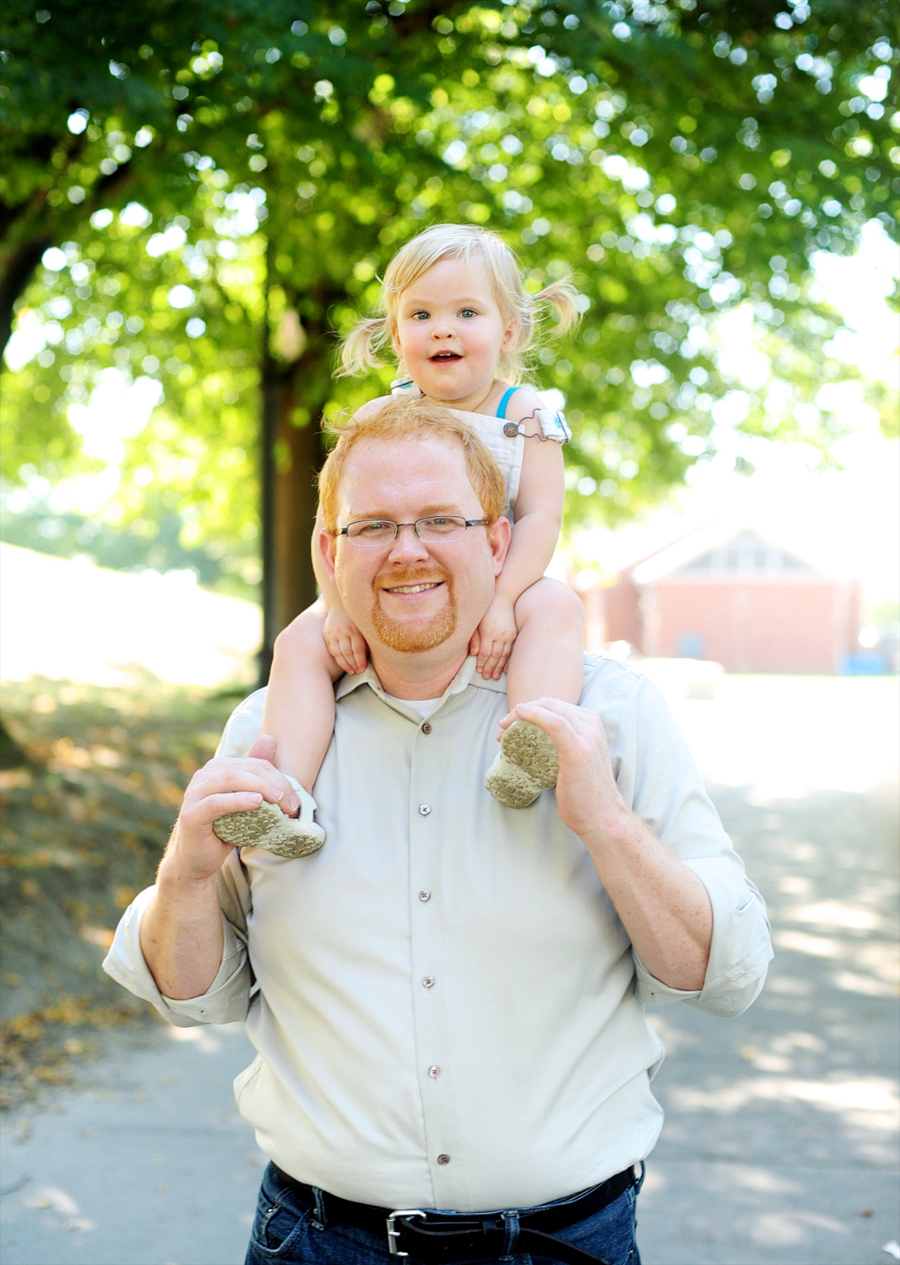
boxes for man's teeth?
[388,582,440,594]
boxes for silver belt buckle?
[386,1208,426,1256]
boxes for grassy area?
[0,676,244,1106]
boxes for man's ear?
[487,516,512,577]
[319,527,338,585]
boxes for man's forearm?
[139,848,225,1000]
[583,807,713,992]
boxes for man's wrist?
[157,843,222,893]
[578,800,641,858]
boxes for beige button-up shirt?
[104,655,772,1212]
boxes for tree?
[2,0,896,670]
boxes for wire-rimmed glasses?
[336,516,491,547]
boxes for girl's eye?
[460,308,477,318]
[412,310,429,321]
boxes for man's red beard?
[372,569,457,653]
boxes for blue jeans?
[244,1163,644,1265]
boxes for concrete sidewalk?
[0,1022,263,1265]
[2,678,898,1264]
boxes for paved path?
[2,677,898,1265]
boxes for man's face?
[323,435,508,662]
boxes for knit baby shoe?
[484,719,559,809]
[213,777,325,858]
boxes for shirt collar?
[336,655,506,719]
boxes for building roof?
[628,521,825,586]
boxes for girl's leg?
[213,601,342,858]
[485,578,584,809]
[505,577,585,711]
[262,599,343,792]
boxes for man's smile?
[382,580,444,595]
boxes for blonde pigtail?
[534,277,583,338]
[336,316,392,378]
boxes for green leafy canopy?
[1,0,896,599]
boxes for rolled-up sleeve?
[596,667,773,1016]
[102,853,254,1025]
[633,860,772,1015]
[102,691,267,1025]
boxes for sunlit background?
[1,10,898,1263]
[2,221,895,689]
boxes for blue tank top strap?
[495,386,520,419]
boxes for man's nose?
[387,522,431,560]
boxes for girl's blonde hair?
[338,223,581,385]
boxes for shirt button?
[437,1153,450,1165]
[422,976,435,989]
[422,722,432,735]
[418,889,431,902]
[503,421,519,438]
[418,804,431,816]
[428,1065,441,1079]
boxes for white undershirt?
[384,693,443,719]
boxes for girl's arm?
[312,503,368,675]
[495,413,564,603]
[470,390,565,678]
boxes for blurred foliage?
[0,489,257,596]
[1,0,897,564]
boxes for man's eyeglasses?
[336,516,491,547]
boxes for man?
[104,398,772,1265]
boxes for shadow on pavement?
[639,781,900,1265]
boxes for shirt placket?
[406,708,461,1206]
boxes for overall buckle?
[386,1208,426,1256]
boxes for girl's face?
[391,256,517,412]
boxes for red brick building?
[584,524,860,674]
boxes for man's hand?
[469,595,518,680]
[166,736,301,884]
[324,607,369,676]
[498,698,627,842]
[500,698,713,990]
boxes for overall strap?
[495,386,520,419]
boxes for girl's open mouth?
[430,352,461,362]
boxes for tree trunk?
[258,354,328,684]
[0,235,52,361]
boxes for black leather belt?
[271,1163,635,1264]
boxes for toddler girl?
[214,224,585,857]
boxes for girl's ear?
[501,319,520,353]
[390,322,402,359]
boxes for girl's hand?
[324,608,369,675]
[171,736,301,883]
[469,596,518,680]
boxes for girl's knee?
[515,577,584,631]
[272,604,329,661]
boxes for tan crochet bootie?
[213,776,324,858]
[484,719,559,809]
